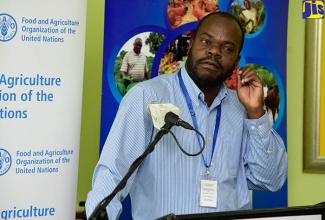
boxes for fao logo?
[0,148,12,176]
[303,0,325,18]
[0,13,18,42]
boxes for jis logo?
[302,0,324,19]
[0,148,12,176]
[0,13,18,42]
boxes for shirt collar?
[132,50,141,56]
[180,66,228,109]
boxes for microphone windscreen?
[147,103,180,129]
[146,101,158,116]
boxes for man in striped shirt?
[86,12,287,220]
[120,38,149,85]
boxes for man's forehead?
[198,15,240,34]
[202,15,229,27]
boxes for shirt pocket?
[217,131,242,179]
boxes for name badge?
[200,179,218,208]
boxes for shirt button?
[208,137,212,141]
[258,125,263,129]
[267,149,271,154]
[251,126,255,130]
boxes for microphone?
[165,112,194,130]
[146,102,180,129]
[146,102,194,130]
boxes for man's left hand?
[236,66,265,119]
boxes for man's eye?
[201,39,210,44]
[223,47,233,52]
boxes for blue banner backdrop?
[101,0,288,218]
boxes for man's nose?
[207,45,222,58]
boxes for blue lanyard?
[178,71,221,168]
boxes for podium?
[157,203,325,220]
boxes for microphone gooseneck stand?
[88,122,173,220]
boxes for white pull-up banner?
[0,1,87,219]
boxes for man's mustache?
[196,57,224,71]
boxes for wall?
[287,1,325,206]
[76,0,104,212]
[77,0,325,213]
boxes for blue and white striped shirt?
[86,67,288,220]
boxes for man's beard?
[134,48,141,54]
[185,48,236,89]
